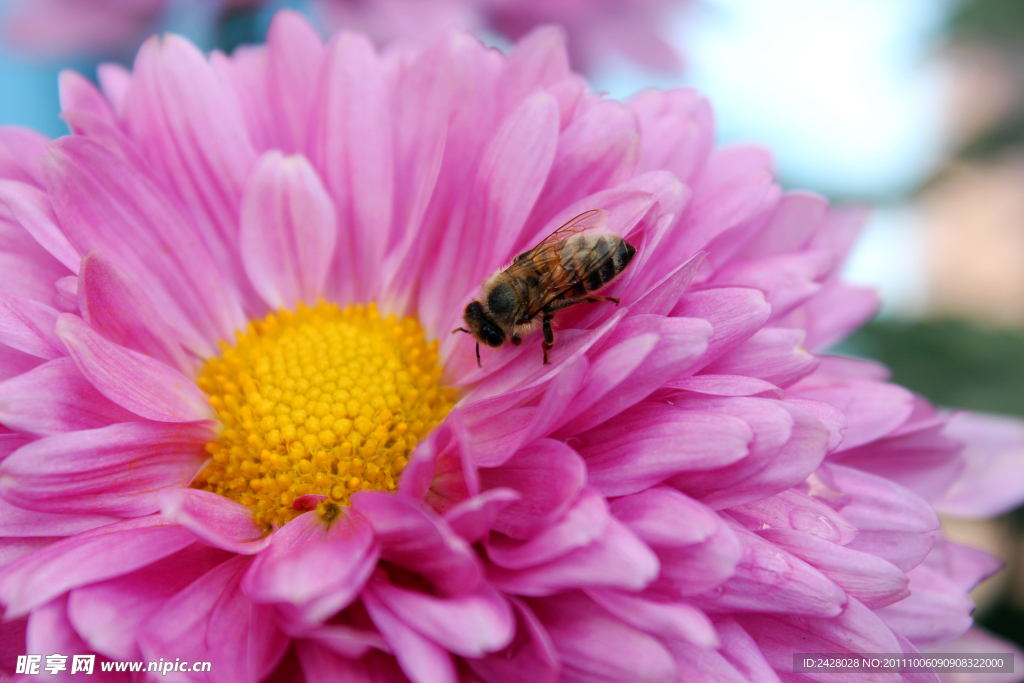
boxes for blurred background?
[1,0,1022,655]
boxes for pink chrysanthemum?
[0,11,1022,683]
[3,0,685,72]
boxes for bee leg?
[542,313,555,365]
[511,334,522,346]
[585,296,620,306]
[475,342,481,368]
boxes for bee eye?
[481,323,505,348]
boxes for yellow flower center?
[192,302,456,529]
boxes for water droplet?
[790,507,841,543]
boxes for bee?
[454,209,636,366]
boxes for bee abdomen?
[583,237,636,293]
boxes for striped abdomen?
[556,234,636,299]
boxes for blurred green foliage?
[949,0,1024,45]
[836,319,1024,417]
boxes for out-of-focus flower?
[1,0,256,58]
[2,0,687,71]
[0,11,1022,682]
[319,0,686,72]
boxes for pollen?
[191,301,456,529]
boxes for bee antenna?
[452,327,471,335]
[476,342,481,368]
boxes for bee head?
[463,301,506,348]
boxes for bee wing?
[521,227,621,319]
[512,209,609,264]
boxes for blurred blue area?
[0,0,311,139]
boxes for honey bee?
[454,209,636,366]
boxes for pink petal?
[0,214,71,305]
[368,575,514,657]
[309,32,394,303]
[59,69,120,134]
[757,528,909,609]
[158,488,271,555]
[96,63,131,117]
[0,610,28,674]
[487,516,658,596]
[487,489,608,570]
[610,486,723,548]
[692,525,846,618]
[629,88,714,185]
[41,136,245,355]
[712,617,782,683]
[578,403,752,497]
[378,34,460,315]
[0,516,195,618]
[464,597,560,683]
[241,508,378,628]
[824,463,940,572]
[728,489,858,546]
[702,327,819,389]
[265,11,326,154]
[56,314,213,422]
[739,191,829,259]
[531,592,676,683]
[138,555,289,683]
[875,564,974,649]
[351,491,483,596]
[78,251,193,377]
[0,538,55,572]
[679,146,778,261]
[300,622,390,659]
[0,357,140,435]
[736,597,904,671]
[0,293,62,360]
[361,581,457,683]
[527,99,642,230]
[925,626,1024,683]
[239,151,338,309]
[24,596,111,674]
[122,34,259,312]
[497,26,571,116]
[553,316,714,437]
[613,488,742,597]
[922,537,1002,593]
[443,488,521,543]
[67,544,232,660]
[628,250,706,318]
[793,374,916,452]
[586,588,718,649]
[0,180,80,272]
[668,374,782,398]
[673,396,830,510]
[835,418,964,502]
[423,91,559,339]
[792,279,879,351]
[715,251,834,322]
[295,643,405,683]
[0,496,117,538]
[0,344,43,382]
[0,421,213,517]
[935,412,1024,518]
[478,438,587,540]
[0,126,48,186]
[671,287,770,373]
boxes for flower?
[1,0,256,58]
[0,11,1022,682]
[2,0,686,72]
